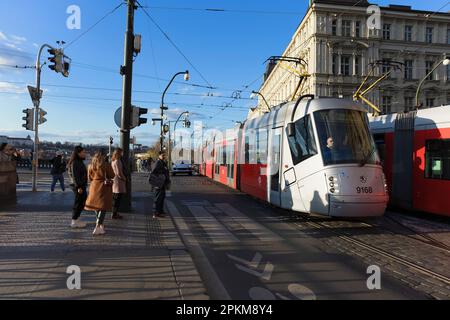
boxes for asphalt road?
[15,171,450,300]
[134,174,429,300]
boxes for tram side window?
[425,139,450,180]
[245,135,250,164]
[257,129,268,165]
[286,115,318,165]
[373,133,386,165]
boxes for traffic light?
[48,48,70,77]
[22,108,34,131]
[109,137,113,145]
[131,106,148,129]
[48,48,63,73]
[183,119,191,128]
[38,109,47,125]
[62,56,71,77]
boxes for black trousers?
[112,193,122,214]
[153,187,166,214]
[72,186,87,220]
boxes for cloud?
[0,81,27,94]
[0,31,34,73]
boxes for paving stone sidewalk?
[0,191,208,300]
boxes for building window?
[426,98,435,107]
[425,61,435,80]
[404,60,413,80]
[447,29,450,44]
[354,56,360,75]
[342,20,351,37]
[425,139,450,180]
[426,27,433,44]
[405,25,413,41]
[383,24,391,40]
[332,54,338,75]
[382,59,392,75]
[404,97,414,111]
[341,55,350,76]
[332,19,337,36]
[382,96,392,114]
[355,21,361,37]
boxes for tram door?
[268,127,282,206]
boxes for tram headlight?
[329,176,334,182]
[329,182,334,188]
[330,188,335,193]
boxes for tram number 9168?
[356,186,373,194]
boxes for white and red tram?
[199,96,388,217]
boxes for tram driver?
[322,137,335,164]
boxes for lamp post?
[415,57,450,109]
[160,70,189,152]
[168,111,190,171]
[250,91,270,112]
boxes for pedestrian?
[111,148,126,220]
[85,151,115,236]
[67,146,88,229]
[0,143,12,162]
[50,151,66,192]
[151,151,170,218]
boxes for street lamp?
[250,90,270,112]
[415,57,450,109]
[160,70,190,151]
[167,111,190,170]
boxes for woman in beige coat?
[85,152,115,236]
[111,148,127,219]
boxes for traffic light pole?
[31,44,51,192]
[119,0,136,211]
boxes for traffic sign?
[114,107,122,128]
[27,85,42,106]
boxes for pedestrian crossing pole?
[31,44,51,192]
[119,0,136,211]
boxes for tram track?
[292,215,450,286]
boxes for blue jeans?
[51,174,65,192]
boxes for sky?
[0,0,447,146]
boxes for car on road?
[171,160,193,176]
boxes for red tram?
[369,105,450,217]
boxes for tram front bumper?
[328,194,388,217]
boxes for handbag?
[104,169,113,186]
[148,173,166,188]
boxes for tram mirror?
[287,122,295,137]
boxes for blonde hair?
[90,152,105,171]
[112,148,123,161]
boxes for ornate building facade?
[257,0,450,115]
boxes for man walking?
[50,151,66,192]
[151,151,170,218]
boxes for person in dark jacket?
[50,151,66,192]
[151,151,170,218]
[68,146,88,228]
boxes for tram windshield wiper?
[359,146,376,167]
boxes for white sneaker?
[99,225,106,234]
[93,225,105,236]
[71,219,86,228]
